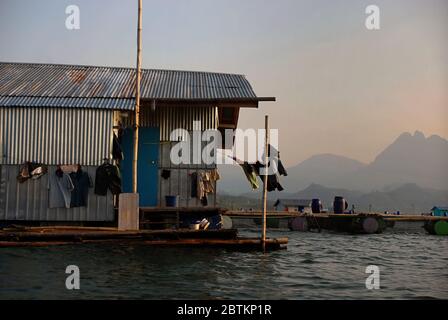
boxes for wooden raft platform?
[0,226,287,250]
[139,207,226,229]
[224,210,448,221]
[225,211,448,235]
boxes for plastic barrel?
[311,199,322,213]
[333,196,347,214]
[434,221,448,236]
[165,195,178,207]
[362,217,379,234]
[288,217,309,231]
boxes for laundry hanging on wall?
[69,165,93,207]
[60,164,79,174]
[112,132,124,161]
[191,172,198,198]
[48,167,74,209]
[161,169,171,180]
[94,161,122,196]
[191,169,220,205]
[17,162,48,183]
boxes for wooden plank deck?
[0,227,288,250]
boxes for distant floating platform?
[224,211,448,235]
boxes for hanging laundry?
[161,169,171,180]
[112,133,123,160]
[201,195,208,206]
[263,145,287,176]
[240,162,259,190]
[60,164,79,174]
[30,166,47,180]
[231,156,259,190]
[199,170,219,197]
[277,153,288,176]
[233,144,288,192]
[190,172,198,198]
[256,161,284,192]
[270,146,287,176]
[266,174,284,192]
[94,162,122,196]
[196,169,220,205]
[48,168,74,209]
[70,166,93,207]
[210,168,221,182]
[17,162,47,183]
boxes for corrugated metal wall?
[125,106,219,208]
[158,142,218,208]
[123,106,218,141]
[0,107,113,165]
[0,165,114,221]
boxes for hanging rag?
[30,166,48,180]
[277,151,288,176]
[161,169,171,180]
[259,144,287,192]
[70,167,93,207]
[17,162,47,183]
[112,132,124,160]
[191,172,198,198]
[197,169,220,205]
[240,162,259,190]
[48,168,74,209]
[60,164,79,174]
[94,163,122,196]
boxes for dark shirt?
[94,163,121,196]
[191,172,198,198]
[70,170,92,207]
[112,133,123,160]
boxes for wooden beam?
[262,115,269,251]
[132,0,143,194]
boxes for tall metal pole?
[133,0,143,193]
[262,115,269,251]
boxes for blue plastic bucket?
[165,195,178,207]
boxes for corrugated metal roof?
[0,62,263,110]
[0,96,135,110]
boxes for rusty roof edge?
[0,94,135,100]
[0,61,248,77]
[141,97,276,102]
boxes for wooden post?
[262,115,269,251]
[118,193,140,230]
[132,0,143,194]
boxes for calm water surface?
[1,225,447,299]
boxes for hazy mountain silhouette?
[282,154,366,191]
[218,130,448,195]
[344,131,448,191]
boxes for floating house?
[0,62,274,224]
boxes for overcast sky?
[1,0,447,166]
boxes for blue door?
[121,127,159,206]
